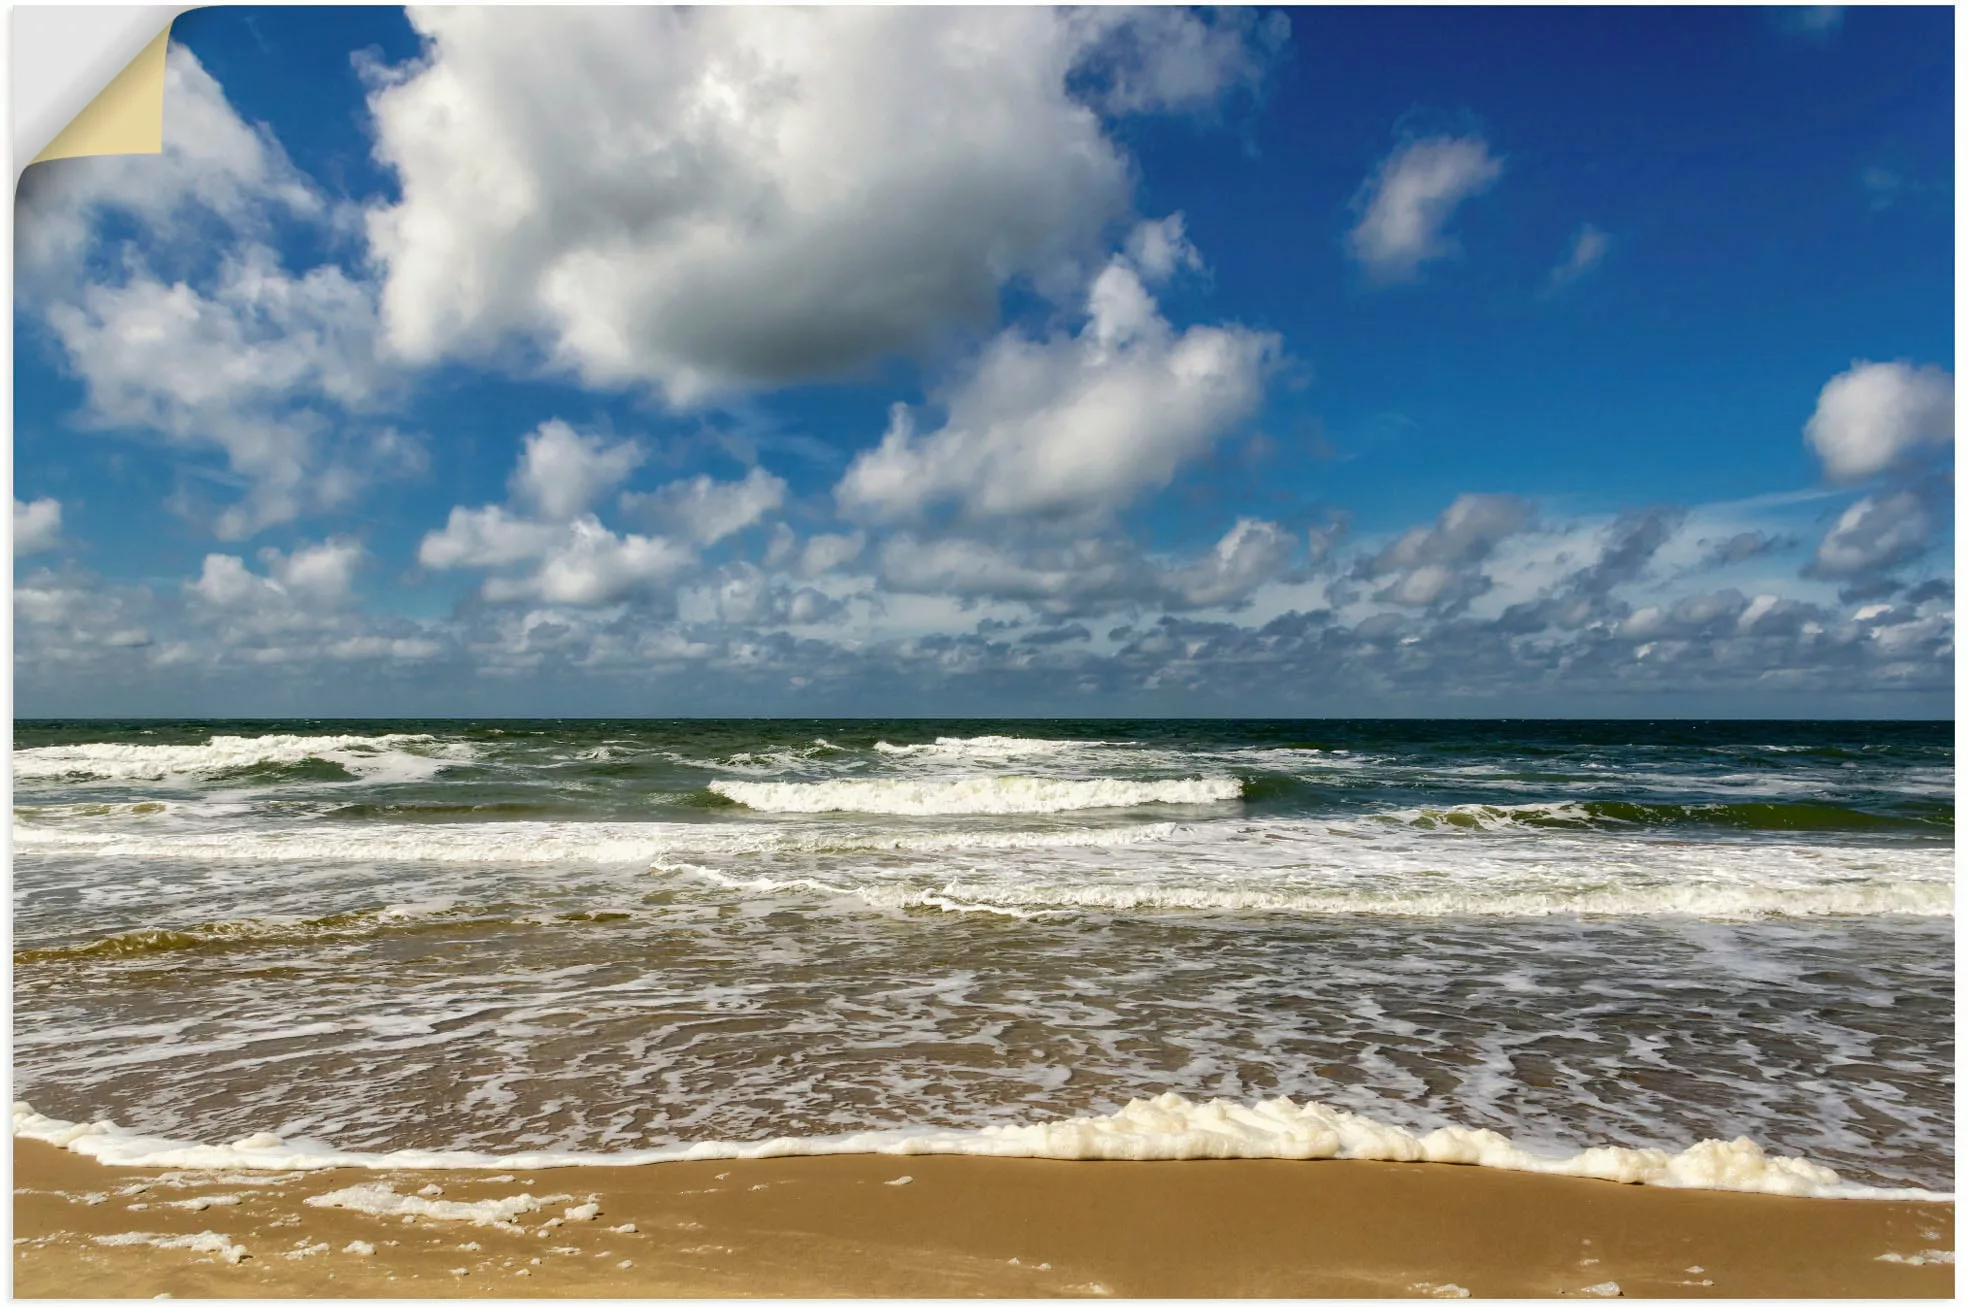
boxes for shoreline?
[13,1140,1954,1298]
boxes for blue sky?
[12,5,1954,717]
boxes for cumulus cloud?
[20,46,397,540]
[837,253,1276,525]
[418,506,564,571]
[261,538,364,606]
[709,563,849,627]
[796,531,867,579]
[1702,530,1791,568]
[16,45,324,286]
[1805,484,1942,583]
[1546,224,1608,290]
[621,466,787,545]
[14,498,62,555]
[511,421,646,521]
[421,506,695,608]
[364,7,1281,401]
[1347,136,1503,283]
[189,539,363,611]
[44,248,384,538]
[875,516,1299,617]
[478,519,696,607]
[1353,493,1532,611]
[1803,360,1953,484]
[418,421,759,607]
[1124,213,1204,283]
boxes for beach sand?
[12,1140,1954,1298]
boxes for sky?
[11,4,1955,718]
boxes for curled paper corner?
[25,15,180,171]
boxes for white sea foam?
[872,736,1106,760]
[13,734,469,785]
[709,775,1242,815]
[11,819,1187,865]
[13,1096,1943,1201]
[305,1182,542,1226]
[735,875,1955,921]
[93,1230,247,1264]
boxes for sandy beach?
[13,1140,1953,1298]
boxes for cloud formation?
[1347,136,1503,283]
[1353,492,1532,612]
[19,47,400,541]
[14,498,62,555]
[510,421,647,521]
[1546,224,1609,290]
[1803,360,1953,484]
[837,243,1276,526]
[364,7,1282,402]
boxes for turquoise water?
[11,718,1954,1188]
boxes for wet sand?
[12,1139,1954,1298]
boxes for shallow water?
[11,718,1955,1190]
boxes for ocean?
[10,718,1954,1196]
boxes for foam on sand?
[12,1095,1946,1202]
[708,775,1242,815]
[13,733,469,784]
[93,1230,248,1264]
[305,1183,542,1226]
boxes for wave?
[1370,800,1951,835]
[13,734,470,785]
[11,819,1187,865]
[708,775,1242,815]
[666,862,1953,921]
[871,735,1109,760]
[14,902,465,965]
[11,1095,1944,1201]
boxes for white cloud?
[188,539,362,612]
[837,256,1275,524]
[1806,488,1937,579]
[1161,518,1300,608]
[620,466,787,545]
[363,7,1275,401]
[419,426,708,607]
[1066,7,1287,115]
[1347,136,1503,283]
[423,508,693,607]
[479,519,696,607]
[16,45,323,286]
[1354,493,1532,610]
[45,249,383,539]
[797,531,866,579]
[511,420,646,520]
[21,47,396,541]
[874,517,1298,616]
[262,538,364,605]
[14,498,62,555]
[1803,360,1953,483]
[1124,213,1204,283]
[418,505,564,570]
[1547,224,1608,290]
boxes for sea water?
[10,719,1954,1195]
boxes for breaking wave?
[11,1095,1944,1201]
[872,735,1110,760]
[708,775,1243,815]
[12,734,470,785]
[1374,800,1951,835]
